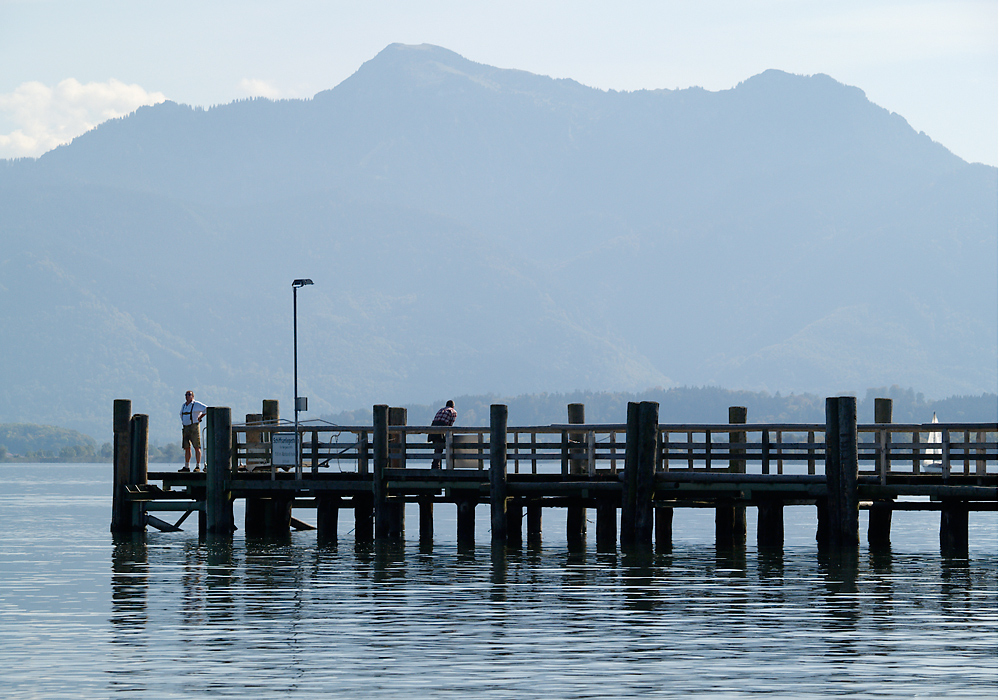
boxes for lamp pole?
[292,278,313,476]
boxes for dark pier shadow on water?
[108,534,150,696]
[204,536,237,626]
[372,539,407,585]
[110,533,149,634]
[757,546,785,580]
[620,548,657,612]
[715,544,748,578]
[818,547,862,646]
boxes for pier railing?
[230,421,998,479]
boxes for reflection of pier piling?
[112,397,997,557]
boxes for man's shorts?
[182,424,201,449]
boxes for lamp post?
[292,278,313,477]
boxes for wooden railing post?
[111,399,133,532]
[490,404,508,547]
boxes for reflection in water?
[90,538,997,697]
[7,466,993,698]
[92,530,1000,698]
[108,533,149,695]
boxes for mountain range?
[1,43,996,442]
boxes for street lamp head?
[292,279,314,288]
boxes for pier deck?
[112,398,997,555]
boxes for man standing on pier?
[429,400,457,468]
[180,390,207,472]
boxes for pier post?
[635,401,658,548]
[355,494,374,542]
[129,413,149,532]
[356,430,373,542]
[526,502,542,545]
[819,396,859,549]
[373,404,392,540]
[388,407,407,539]
[245,400,279,535]
[506,500,523,548]
[596,496,617,552]
[655,506,673,553]
[457,496,476,549]
[111,399,133,532]
[566,403,586,548]
[419,497,434,542]
[205,407,234,535]
[718,406,748,548]
[490,404,508,546]
[621,402,640,548]
[317,496,340,544]
[757,499,784,549]
[869,398,893,550]
[940,500,969,558]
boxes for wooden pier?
[111,397,998,556]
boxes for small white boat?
[921,413,943,473]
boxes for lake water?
[1,464,996,699]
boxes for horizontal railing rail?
[228,421,998,480]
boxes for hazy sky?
[1,0,996,165]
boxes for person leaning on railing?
[429,400,457,468]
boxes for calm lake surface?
[1,464,996,699]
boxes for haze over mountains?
[1,43,996,442]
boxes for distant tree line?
[322,386,998,428]
[0,423,184,463]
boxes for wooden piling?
[635,401,658,548]
[205,407,234,535]
[869,398,893,550]
[596,497,617,552]
[819,396,859,549]
[246,400,279,534]
[317,496,340,543]
[388,406,406,538]
[490,404,508,546]
[757,499,784,549]
[655,506,673,553]
[419,498,434,542]
[457,496,476,548]
[940,500,969,557]
[526,502,542,545]
[718,406,748,548]
[110,399,133,532]
[355,493,374,542]
[372,404,392,539]
[566,403,586,547]
[128,413,149,532]
[620,402,640,549]
[506,500,523,548]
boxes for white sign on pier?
[271,433,297,467]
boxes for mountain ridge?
[0,43,994,442]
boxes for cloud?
[238,78,286,100]
[0,79,167,159]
